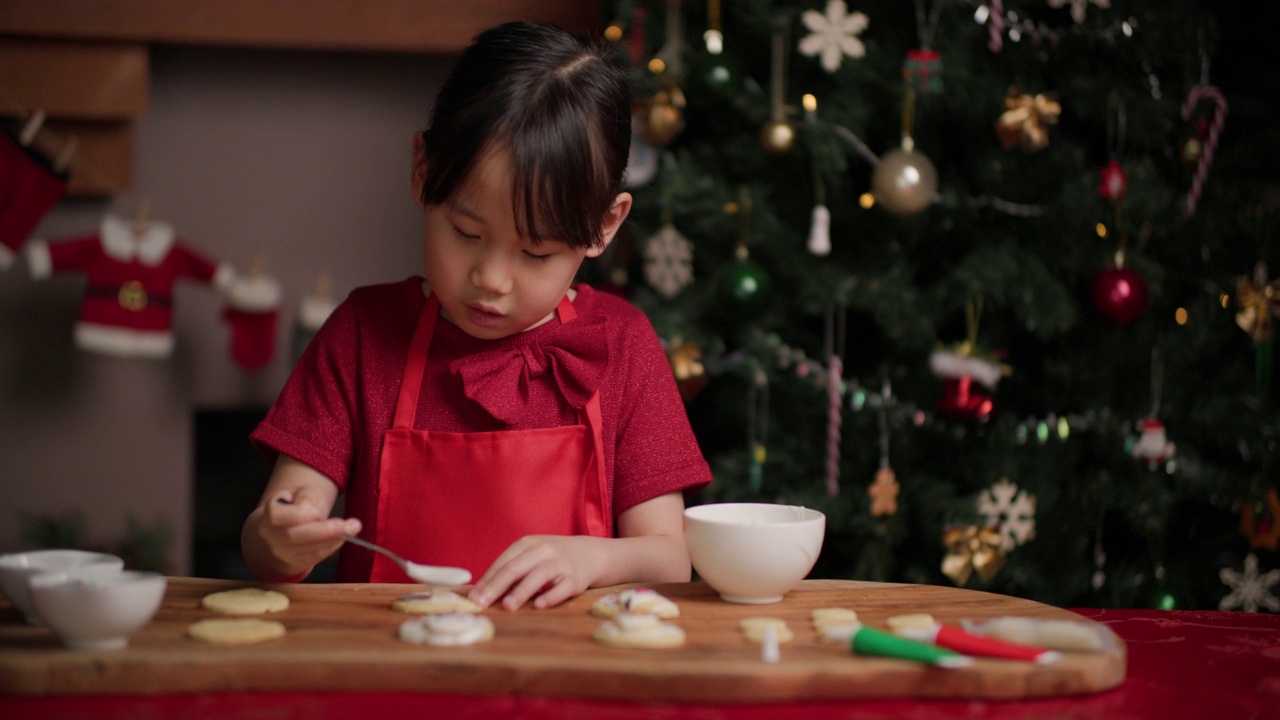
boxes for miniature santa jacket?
[26,214,233,357]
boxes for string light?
[1095,223,1108,239]
[1175,308,1189,325]
[859,193,875,209]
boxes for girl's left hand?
[469,535,605,611]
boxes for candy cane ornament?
[825,354,843,498]
[1181,84,1227,219]
[987,0,1004,53]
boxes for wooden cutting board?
[0,577,1124,702]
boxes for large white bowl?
[684,502,825,604]
[29,568,167,650]
[0,549,124,624]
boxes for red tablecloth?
[3,608,1278,719]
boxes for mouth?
[463,303,505,329]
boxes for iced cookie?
[187,618,286,645]
[399,612,494,646]
[201,587,290,615]
[739,617,794,644]
[391,588,482,614]
[593,612,686,649]
[590,587,680,619]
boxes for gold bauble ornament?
[759,120,797,154]
[641,86,686,147]
[1181,136,1204,165]
[871,143,938,215]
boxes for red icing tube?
[932,624,1060,663]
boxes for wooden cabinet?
[0,0,598,195]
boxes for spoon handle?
[341,534,408,571]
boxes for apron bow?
[451,315,609,425]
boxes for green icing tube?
[851,626,972,668]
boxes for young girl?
[241,22,712,611]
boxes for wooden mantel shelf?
[0,0,599,53]
[0,0,598,196]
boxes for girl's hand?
[469,535,605,611]
[241,456,358,581]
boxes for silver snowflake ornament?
[1219,553,1280,613]
[799,0,869,74]
[977,477,1037,551]
[643,223,694,299]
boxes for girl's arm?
[241,455,361,582]
[469,491,689,610]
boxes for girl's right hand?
[241,456,357,582]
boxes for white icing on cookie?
[398,612,494,646]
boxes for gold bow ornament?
[995,87,1061,152]
[941,525,1005,586]
[1236,262,1280,344]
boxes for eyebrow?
[447,200,484,223]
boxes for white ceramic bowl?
[684,502,826,604]
[0,549,124,624]
[29,568,167,650]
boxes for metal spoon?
[341,535,472,586]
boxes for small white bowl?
[684,502,826,604]
[0,549,124,624]
[29,569,167,650]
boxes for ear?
[411,131,427,209]
[585,192,633,259]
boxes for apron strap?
[391,292,439,429]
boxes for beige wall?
[0,46,451,573]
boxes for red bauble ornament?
[1091,265,1149,325]
[1098,159,1127,202]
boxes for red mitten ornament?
[1,121,68,269]
[224,272,282,371]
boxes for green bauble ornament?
[716,247,773,317]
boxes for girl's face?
[416,142,629,340]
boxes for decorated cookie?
[201,587,290,615]
[187,618,286,645]
[391,588,482,615]
[739,617,794,644]
[399,612,494,646]
[590,587,680,619]
[593,612,686,649]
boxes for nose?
[469,250,513,295]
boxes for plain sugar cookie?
[187,618,286,645]
[201,587,290,615]
[739,617,794,644]
[391,588,482,614]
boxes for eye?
[450,224,480,241]
[523,250,554,263]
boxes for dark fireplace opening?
[193,408,337,582]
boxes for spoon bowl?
[341,535,471,586]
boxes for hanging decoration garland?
[1181,84,1227,218]
[798,0,869,74]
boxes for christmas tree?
[585,0,1280,612]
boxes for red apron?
[368,293,611,582]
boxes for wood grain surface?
[0,577,1125,702]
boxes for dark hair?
[418,22,631,250]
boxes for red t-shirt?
[251,278,711,581]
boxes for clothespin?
[55,136,78,173]
[19,109,46,147]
